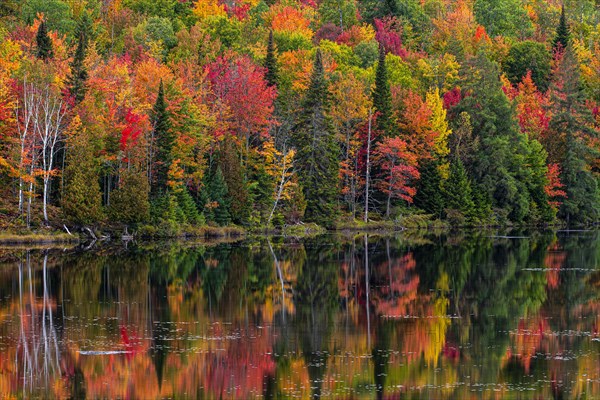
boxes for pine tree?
[553,5,570,53]
[455,51,539,223]
[206,167,231,226]
[218,139,249,224]
[372,45,393,135]
[67,12,93,104]
[292,49,340,226]
[36,21,53,60]
[443,158,475,220]
[547,45,600,224]
[151,80,174,195]
[264,30,278,87]
[414,160,445,218]
[62,120,103,225]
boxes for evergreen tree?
[206,167,231,226]
[67,12,93,104]
[36,21,53,60]
[372,45,393,135]
[110,169,151,225]
[62,121,103,225]
[218,139,249,224]
[175,187,202,225]
[414,160,445,218]
[292,49,340,226]
[553,5,570,53]
[547,45,600,224]
[455,50,542,223]
[264,30,278,87]
[443,158,474,219]
[151,80,174,194]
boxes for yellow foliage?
[192,0,226,20]
[426,88,452,177]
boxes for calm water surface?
[0,231,599,399]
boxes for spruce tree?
[109,169,151,224]
[207,167,231,226]
[414,160,445,218]
[455,50,540,223]
[67,12,93,103]
[264,30,278,87]
[218,139,249,224]
[36,21,53,60]
[62,129,103,225]
[292,49,340,226]
[443,158,475,220]
[547,45,600,224]
[372,45,393,135]
[553,5,570,53]
[151,80,174,195]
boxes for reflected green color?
[0,231,598,399]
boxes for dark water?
[0,231,598,399]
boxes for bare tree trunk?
[364,109,373,223]
[268,145,294,226]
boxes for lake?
[0,231,598,399]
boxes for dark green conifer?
[264,30,278,87]
[372,45,393,135]
[67,12,93,103]
[547,45,600,224]
[553,5,570,53]
[109,170,151,224]
[207,167,231,226]
[443,158,475,219]
[414,160,445,218]
[151,80,174,194]
[62,132,103,225]
[36,21,53,60]
[292,49,340,226]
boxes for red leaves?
[206,55,276,145]
[374,17,407,57]
[443,87,463,110]
[120,109,145,152]
[545,163,567,210]
[374,137,420,203]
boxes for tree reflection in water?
[0,231,598,398]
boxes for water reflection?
[0,231,598,398]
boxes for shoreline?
[0,218,575,246]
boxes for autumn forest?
[1,0,600,235]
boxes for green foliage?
[264,30,278,87]
[62,137,103,225]
[548,46,600,225]
[218,140,249,224]
[372,45,393,135]
[273,31,312,52]
[151,80,174,195]
[292,49,340,227]
[110,170,151,225]
[474,0,533,38]
[36,21,53,60]
[205,16,241,49]
[504,41,551,91]
[67,13,93,103]
[443,158,475,222]
[23,0,74,34]
[553,5,570,52]
[205,167,231,226]
[414,160,445,218]
[456,51,544,223]
[318,0,358,30]
[354,40,379,68]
